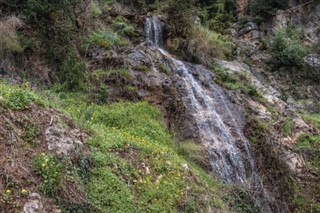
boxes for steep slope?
[0,80,89,212]
[0,0,320,212]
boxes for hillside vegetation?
[0,0,320,212]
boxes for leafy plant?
[33,153,64,196]
[60,48,86,90]
[213,63,242,90]
[0,81,44,110]
[94,84,109,104]
[55,95,226,212]
[22,123,42,145]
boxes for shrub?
[187,25,235,64]
[112,16,135,37]
[94,84,109,104]
[60,48,86,90]
[89,29,128,49]
[88,1,102,18]
[0,16,23,54]
[0,16,23,71]
[269,26,309,67]
[249,0,289,23]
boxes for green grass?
[283,118,294,136]
[0,81,46,110]
[302,114,320,129]
[1,81,258,212]
[136,65,150,72]
[295,133,320,172]
[188,25,235,60]
[56,94,226,212]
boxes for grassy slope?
[0,80,229,212]
[56,92,227,212]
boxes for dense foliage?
[269,25,309,68]
[249,0,289,23]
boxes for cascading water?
[145,16,252,183]
[144,16,287,212]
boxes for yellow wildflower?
[21,189,28,194]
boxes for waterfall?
[144,16,286,212]
[145,16,163,47]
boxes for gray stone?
[22,193,43,213]
[238,22,259,37]
[304,54,320,73]
[45,122,83,156]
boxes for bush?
[0,16,23,55]
[89,29,128,49]
[112,16,135,37]
[0,16,23,71]
[187,25,235,64]
[88,1,102,18]
[269,26,309,67]
[60,48,86,90]
[249,0,289,23]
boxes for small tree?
[269,25,308,67]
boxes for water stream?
[144,16,285,212]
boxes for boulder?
[238,22,260,40]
